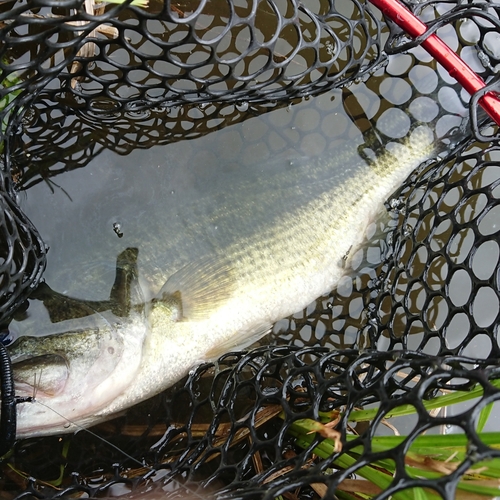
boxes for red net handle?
[369,0,500,127]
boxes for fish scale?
[8,123,441,437]
[92,127,438,425]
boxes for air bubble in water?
[236,102,249,112]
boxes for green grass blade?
[477,402,494,433]
[344,379,500,423]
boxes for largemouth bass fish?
[8,122,442,438]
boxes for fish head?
[10,317,131,398]
[10,310,149,437]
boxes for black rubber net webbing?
[0,0,388,323]
[1,0,500,499]
[4,348,500,499]
[0,0,385,108]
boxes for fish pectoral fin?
[159,256,236,321]
[205,323,272,360]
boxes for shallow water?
[10,58,467,342]
[3,30,499,496]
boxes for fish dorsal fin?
[30,282,103,323]
[30,247,142,323]
[110,247,141,317]
[158,256,236,321]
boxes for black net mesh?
[0,167,46,326]
[0,0,385,110]
[4,348,500,499]
[2,0,500,498]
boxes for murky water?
[10,55,468,342]
[2,0,499,496]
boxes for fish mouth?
[13,354,69,397]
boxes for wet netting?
[2,0,500,499]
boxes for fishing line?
[31,399,152,469]
[26,399,207,500]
